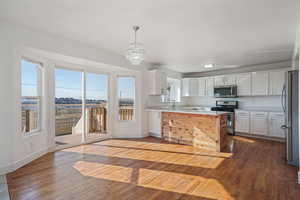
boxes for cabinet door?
[214,75,235,86]
[159,72,167,93]
[269,71,285,95]
[198,78,206,96]
[205,77,214,96]
[250,112,268,135]
[148,111,161,135]
[235,111,250,133]
[148,70,167,95]
[236,73,251,96]
[223,75,236,85]
[182,79,190,97]
[214,76,224,86]
[269,113,285,138]
[251,72,269,96]
[189,78,199,96]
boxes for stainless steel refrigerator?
[281,70,299,166]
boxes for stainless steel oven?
[214,85,237,98]
[211,100,238,135]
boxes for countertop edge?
[145,109,229,116]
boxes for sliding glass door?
[54,68,110,149]
[55,68,83,148]
[85,72,109,142]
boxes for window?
[167,77,181,102]
[117,77,135,120]
[21,59,42,133]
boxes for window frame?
[116,75,136,122]
[21,58,43,135]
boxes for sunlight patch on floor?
[72,161,233,199]
[73,161,133,183]
[138,168,233,199]
[234,136,256,143]
[63,141,231,169]
[98,139,232,156]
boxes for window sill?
[22,129,43,138]
[118,120,136,123]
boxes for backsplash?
[146,95,184,107]
[147,94,283,111]
[182,96,282,110]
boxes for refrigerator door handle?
[281,84,286,113]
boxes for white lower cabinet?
[268,112,285,138]
[250,112,268,135]
[235,111,250,133]
[148,111,161,137]
[235,110,285,139]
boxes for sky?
[21,60,135,100]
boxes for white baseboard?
[149,132,162,138]
[0,148,48,175]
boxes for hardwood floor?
[7,136,300,200]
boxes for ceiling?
[0,0,299,72]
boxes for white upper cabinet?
[182,78,190,97]
[236,73,251,96]
[215,75,236,86]
[214,76,223,86]
[251,71,269,96]
[182,78,199,96]
[182,77,214,97]
[269,112,285,138]
[148,69,167,95]
[189,78,199,96]
[198,78,206,96]
[181,69,286,98]
[250,112,268,135]
[269,70,285,96]
[205,77,214,96]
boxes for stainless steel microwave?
[214,85,237,98]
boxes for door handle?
[281,125,289,129]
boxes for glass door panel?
[86,73,109,141]
[55,68,83,148]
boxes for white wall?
[0,20,149,175]
[296,23,300,180]
[0,35,14,172]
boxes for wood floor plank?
[7,136,300,200]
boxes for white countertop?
[146,107,229,116]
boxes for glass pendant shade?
[125,26,146,65]
[126,43,146,65]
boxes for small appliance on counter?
[214,85,237,98]
[211,100,238,135]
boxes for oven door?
[226,113,235,135]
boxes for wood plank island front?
[161,111,229,152]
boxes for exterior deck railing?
[22,105,134,135]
